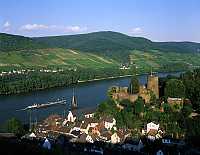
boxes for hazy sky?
[0,0,200,42]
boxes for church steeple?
[71,88,77,109]
[150,67,153,76]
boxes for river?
[0,72,182,125]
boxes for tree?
[150,91,157,106]
[6,118,25,136]
[134,96,144,116]
[164,79,185,98]
[162,103,172,113]
[128,76,140,94]
[182,103,193,117]
[181,70,200,112]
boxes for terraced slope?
[130,50,200,72]
[0,48,119,70]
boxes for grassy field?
[0,48,119,70]
[130,50,200,72]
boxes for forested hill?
[34,31,200,54]
[34,31,153,52]
[0,33,47,52]
[1,31,200,61]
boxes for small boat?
[17,99,66,111]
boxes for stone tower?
[147,73,159,99]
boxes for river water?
[0,72,182,125]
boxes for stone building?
[112,73,159,104]
[147,74,159,99]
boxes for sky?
[0,0,200,42]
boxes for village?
[16,72,196,155]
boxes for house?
[147,129,157,141]
[71,130,81,137]
[67,111,76,122]
[147,122,159,133]
[29,132,36,138]
[77,133,95,143]
[122,138,144,152]
[111,132,121,144]
[80,118,99,134]
[70,121,82,132]
[86,134,94,143]
[84,113,95,118]
[62,120,74,128]
[100,131,112,142]
[167,97,183,105]
[101,116,116,130]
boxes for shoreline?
[77,70,184,84]
[78,74,133,83]
[0,70,184,96]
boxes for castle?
[112,73,159,103]
[147,73,159,99]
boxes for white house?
[147,122,159,133]
[84,113,95,118]
[67,111,76,122]
[104,117,116,130]
[111,132,120,144]
[86,135,94,143]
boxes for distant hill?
[1,31,200,61]
[1,31,200,72]
[34,31,200,55]
[0,33,47,52]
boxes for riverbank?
[78,74,133,83]
[77,70,184,84]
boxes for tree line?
[0,67,130,95]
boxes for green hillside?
[0,33,47,52]
[34,31,200,58]
[0,48,119,70]
[1,31,200,72]
[130,50,200,72]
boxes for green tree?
[182,103,193,117]
[134,97,144,116]
[6,118,25,136]
[164,79,185,98]
[128,76,140,94]
[150,91,157,106]
[162,103,172,113]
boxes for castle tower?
[147,73,159,99]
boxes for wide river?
[0,72,182,125]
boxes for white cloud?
[20,24,87,33]
[130,27,143,35]
[20,24,49,31]
[3,21,10,28]
[65,26,87,33]
[3,21,11,31]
